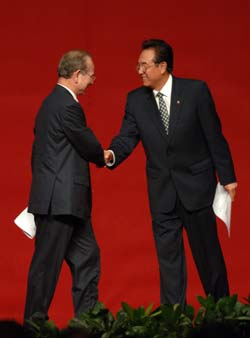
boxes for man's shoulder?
[174,76,207,88]
[48,85,76,101]
[37,86,80,120]
[42,85,78,108]
[174,77,212,96]
[127,86,152,98]
[127,77,208,98]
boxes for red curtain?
[0,0,249,326]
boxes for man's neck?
[153,73,169,91]
[57,79,79,102]
[57,78,77,95]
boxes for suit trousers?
[24,214,100,320]
[152,197,229,306]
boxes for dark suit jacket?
[110,77,236,217]
[28,85,104,220]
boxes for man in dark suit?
[105,39,237,306]
[24,50,106,321]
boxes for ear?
[160,61,168,74]
[72,69,81,83]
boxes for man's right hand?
[104,150,113,165]
[224,182,238,201]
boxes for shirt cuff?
[106,150,116,167]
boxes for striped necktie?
[156,92,169,134]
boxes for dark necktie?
[156,92,169,134]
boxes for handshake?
[104,150,114,166]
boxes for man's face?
[137,48,167,90]
[76,56,96,94]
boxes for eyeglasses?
[136,61,159,72]
[80,70,96,80]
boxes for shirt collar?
[153,74,172,98]
[57,83,79,102]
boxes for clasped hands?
[104,150,113,166]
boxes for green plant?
[69,301,194,338]
[26,295,250,338]
[109,302,161,338]
[194,294,250,337]
[69,301,114,337]
[154,303,194,338]
[243,293,250,304]
[25,312,59,338]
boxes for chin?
[142,80,151,87]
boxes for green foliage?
[195,294,250,325]
[25,312,59,338]
[243,293,250,304]
[26,295,250,338]
[194,294,250,337]
[68,302,114,337]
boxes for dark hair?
[142,39,174,73]
[58,50,91,78]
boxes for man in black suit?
[25,50,106,321]
[105,39,237,306]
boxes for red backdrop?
[0,0,249,326]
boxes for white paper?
[213,182,232,237]
[14,207,36,239]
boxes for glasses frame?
[136,61,160,72]
[80,70,96,80]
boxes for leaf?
[197,295,207,307]
[145,303,153,316]
[194,308,204,326]
[44,320,57,329]
[243,294,250,304]
[150,310,162,318]
[92,301,106,315]
[184,305,195,320]
[235,316,250,321]
[121,302,134,319]
[134,306,146,319]
[68,318,89,329]
[25,319,41,331]
[130,325,147,335]
[101,332,111,338]
[173,304,181,312]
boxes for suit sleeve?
[197,82,236,185]
[109,95,140,169]
[61,103,105,167]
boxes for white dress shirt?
[107,75,173,167]
[153,74,172,114]
[57,83,79,102]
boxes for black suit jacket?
[110,77,236,217]
[28,85,104,220]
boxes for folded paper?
[14,207,36,239]
[213,182,232,237]
[15,182,231,239]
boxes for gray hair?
[57,50,91,78]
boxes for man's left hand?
[224,182,238,201]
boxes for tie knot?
[156,92,164,99]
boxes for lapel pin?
[177,100,180,104]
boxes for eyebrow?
[138,61,154,64]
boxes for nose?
[138,67,144,75]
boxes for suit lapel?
[167,77,183,147]
[145,89,168,142]
[144,77,184,144]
